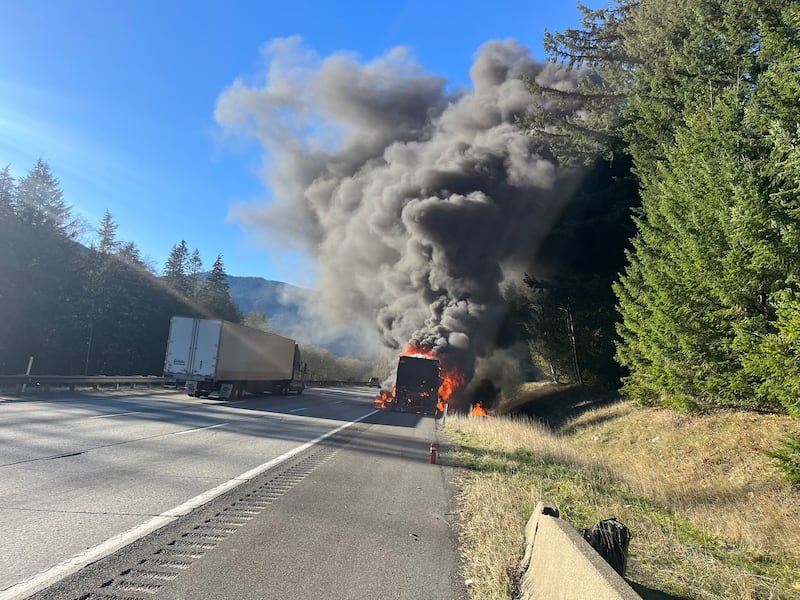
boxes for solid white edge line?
[0,408,380,600]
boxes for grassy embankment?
[445,384,800,600]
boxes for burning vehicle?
[391,355,441,414]
[373,344,466,414]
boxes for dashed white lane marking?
[289,407,308,413]
[88,411,143,419]
[174,423,228,435]
[0,409,380,600]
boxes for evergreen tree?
[189,248,202,276]
[96,209,120,254]
[529,0,760,181]
[15,158,76,236]
[735,1,800,415]
[0,165,16,221]
[188,248,203,297]
[163,240,191,296]
[0,167,18,370]
[533,0,800,414]
[521,2,632,165]
[118,241,145,267]
[80,250,158,374]
[201,255,241,322]
[205,254,230,295]
[0,161,83,373]
[0,160,191,376]
[614,91,777,410]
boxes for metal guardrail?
[0,376,372,395]
[306,380,370,387]
[0,375,170,393]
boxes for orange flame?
[439,368,465,404]
[403,343,464,404]
[373,388,395,409]
[471,402,488,417]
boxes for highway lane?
[0,386,380,596]
[172,408,468,600]
[27,391,467,600]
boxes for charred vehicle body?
[391,355,440,414]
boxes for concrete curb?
[518,502,642,600]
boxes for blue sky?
[1,0,600,287]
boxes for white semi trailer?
[164,316,306,399]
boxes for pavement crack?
[46,451,86,460]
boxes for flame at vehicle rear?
[374,343,466,411]
[373,388,395,409]
[403,343,464,405]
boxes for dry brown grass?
[563,403,800,561]
[446,399,800,600]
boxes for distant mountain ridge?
[225,276,313,334]
[225,275,367,357]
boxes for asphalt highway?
[0,386,466,599]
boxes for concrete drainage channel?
[518,502,642,600]
[30,429,362,600]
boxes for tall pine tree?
[735,1,800,416]
[96,209,120,254]
[614,92,774,409]
[15,158,76,236]
[0,165,16,221]
[163,240,191,297]
[201,255,241,322]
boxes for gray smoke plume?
[215,37,582,401]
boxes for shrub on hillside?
[765,435,800,487]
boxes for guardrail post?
[21,356,34,393]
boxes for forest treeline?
[0,159,242,375]
[519,0,800,418]
[0,159,371,381]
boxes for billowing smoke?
[215,37,582,403]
